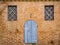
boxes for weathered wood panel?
[24,20,37,43]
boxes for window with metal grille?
[8,5,17,21]
[45,5,54,20]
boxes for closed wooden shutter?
[24,20,38,43]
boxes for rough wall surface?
[0,1,60,45]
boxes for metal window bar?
[45,5,54,20]
[8,5,17,21]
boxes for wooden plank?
[25,20,32,43]
[31,20,37,43]
[24,20,38,43]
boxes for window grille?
[45,5,54,20]
[8,5,17,21]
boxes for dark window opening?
[8,5,17,21]
[45,5,54,20]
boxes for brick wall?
[0,1,60,45]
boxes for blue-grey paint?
[24,20,38,43]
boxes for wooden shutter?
[24,20,38,43]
